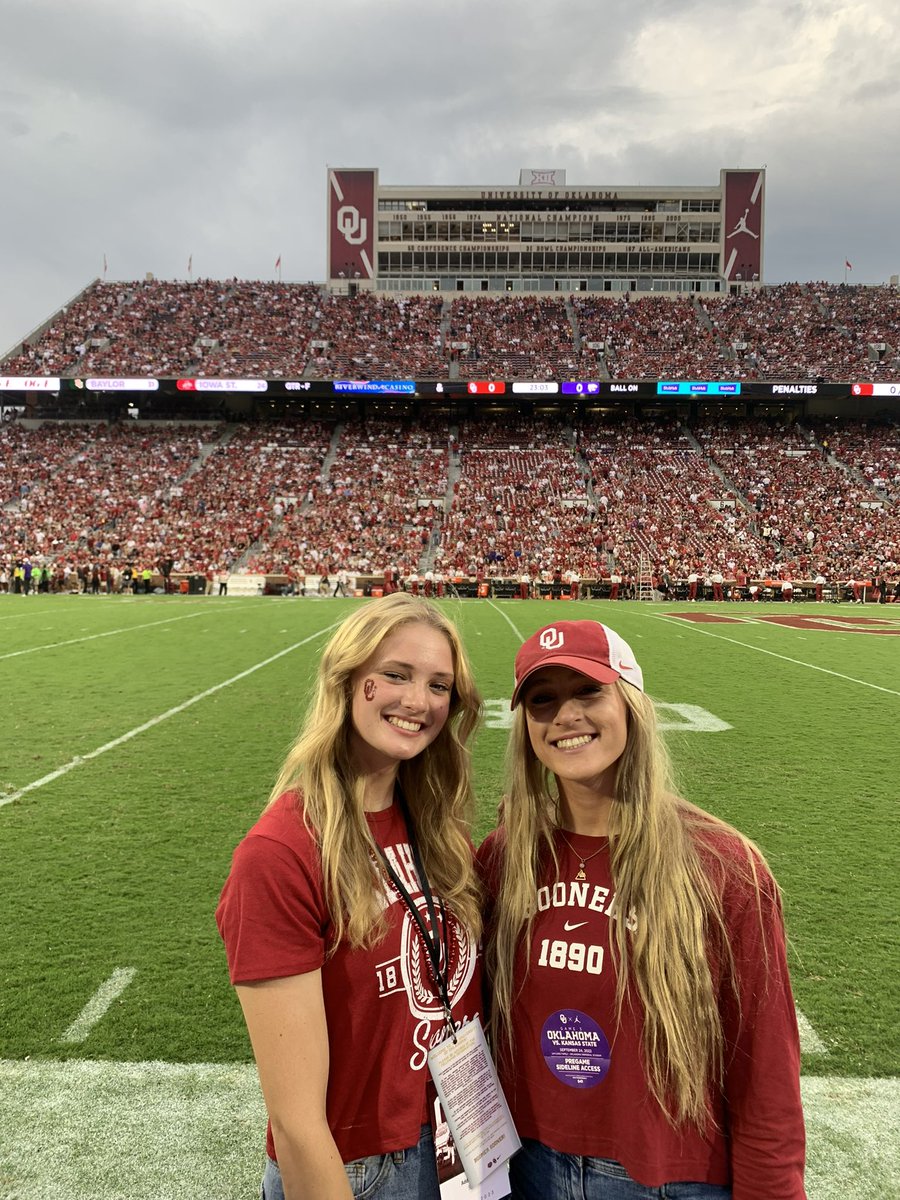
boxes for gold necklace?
[557,830,608,881]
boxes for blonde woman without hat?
[479,619,806,1200]
[218,594,484,1200]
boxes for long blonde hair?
[486,679,770,1128]
[269,593,482,948]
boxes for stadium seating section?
[4,279,900,381]
[1,411,896,595]
[2,281,896,595]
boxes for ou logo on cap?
[539,627,565,650]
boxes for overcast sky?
[1,0,898,355]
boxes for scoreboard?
[0,375,864,401]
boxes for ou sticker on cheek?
[363,678,377,701]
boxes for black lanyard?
[374,797,457,1042]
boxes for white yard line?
[0,621,340,809]
[0,595,259,630]
[797,1010,828,1055]
[0,611,213,662]
[486,599,525,641]
[642,612,900,698]
[0,608,67,622]
[60,969,137,1044]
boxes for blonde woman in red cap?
[479,620,806,1200]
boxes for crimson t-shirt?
[478,828,806,1199]
[216,792,482,1162]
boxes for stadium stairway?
[318,422,345,488]
[693,297,736,365]
[445,427,462,499]
[229,423,345,574]
[693,295,716,335]
[421,427,460,573]
[439,298,453,368]
[794,424,895,511]
[792,422,880,497]
[678,423,759,517]
[0,426,117,560]
[178,424,239,484]
[564,296,582,353]
[0,276,98,363]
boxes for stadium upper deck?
[328,167,765,297]
[3,278,898,424]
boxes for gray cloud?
[1,0,898,354]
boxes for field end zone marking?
[482,698,732,733]
[60,968,137,1044]
[638,611,900,699]
[668,611,900,635]
[0,620,341,809]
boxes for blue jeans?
[261,1125,439,1199]
[510,1139,731,1199]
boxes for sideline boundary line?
[797,1011,828,1056]
[0,621,340,810]
[1,1064,895,1198]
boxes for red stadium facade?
[722,170,764,284]
[327,169,377,285]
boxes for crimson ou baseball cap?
[511,620,644,708]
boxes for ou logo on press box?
[337,205,368,245]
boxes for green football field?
[1,593,898,1199]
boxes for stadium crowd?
[6,280,898,383]
[245,419,448,576]
[449,297,579,380]
[576,295,727,380]
[579,417,771,583]
[307,293,446,379]
[438,418,595,578]
[694,416,900,579]
[1,411,896,601]
[2,277,897,597]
